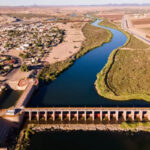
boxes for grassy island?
[38,21,112,82]
[95,19,150,101]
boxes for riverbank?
[15,122,150,150]
[95,19,150,102]
[28,122,150,132]
[16,121,150,150]
[38,20,112,82]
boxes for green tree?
[20,64,29,72]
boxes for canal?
[28,20,150,107]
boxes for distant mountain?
[74,3,150,7]
[99,3,150,6]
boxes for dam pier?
[22,107,150,122]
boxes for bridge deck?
[23,107,150,112]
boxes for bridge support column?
[139,111,142,121]
[92,111,94,121]
[123,111,127,121]
[131,111,134,121]
[29,111,32,121]
[45,111,47,121]
[84,111,86,121]
[77,111,79,121]
[68,111,71,121]
[53,111,55,121]
[100,111,102,121]
[115,111,119,121]
[108,111,110,121]
[60,111,63,121]
[37,111,40,121]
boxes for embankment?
[27,122,150,132]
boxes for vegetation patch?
[76,23,112,58]
[15,127,35,150]
[125,34,149,49]
[99,19,119,29]
[95,19,150,101]
[107,50,150,99]
[38,58,74,82]
[121,122,150,131]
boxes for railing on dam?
[22,107,150,122]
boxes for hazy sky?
[0,0,150,6]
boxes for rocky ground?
[29,123,150,132]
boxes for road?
[122,15,150,45]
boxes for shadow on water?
[27,130,150,150]
[0,118,19,148]
[28,20,150,107]
[0,89,22,109]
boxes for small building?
[5,109,16,115]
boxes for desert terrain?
[0,8,90,92]
[0,5,150,91]
[46,22,85,64]
[123,14,150,44]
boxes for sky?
[0,0,150,6]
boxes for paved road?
[122,15,150,45]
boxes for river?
[27,130,150,150]
[25,20,150,150]
[28,20,150,107]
